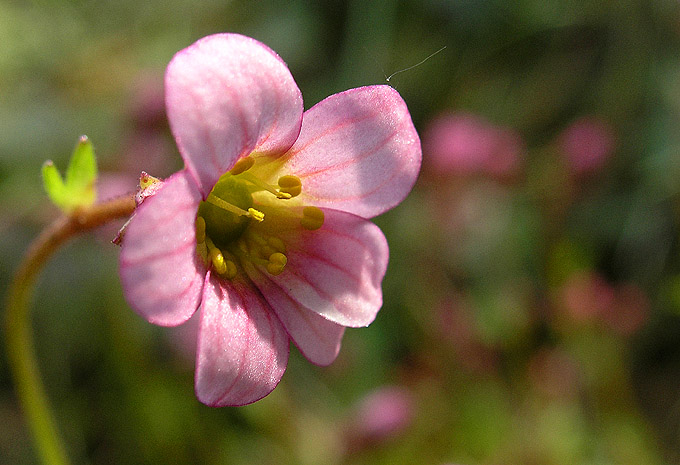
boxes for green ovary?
[197,174,253,249]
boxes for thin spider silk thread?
[385,46,447,82]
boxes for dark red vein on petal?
[281,110,380,167]
[215,282,251,405]
[299,117,406,179]
[254,266,336,348]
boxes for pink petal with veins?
[195,273,290,406]
[244,263,345,366]
[280,86,421,219]
[165,33,303,196]
[119,171,205,326]
[250,208,389,328]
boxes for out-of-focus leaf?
[41,135,97,213]
[41,160,68,209]
[65,135,97,206]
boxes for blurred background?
[2,0,680,463]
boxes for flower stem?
[5,195,136,465]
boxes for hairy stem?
[5,195,136,465]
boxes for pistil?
[206,193,264,222]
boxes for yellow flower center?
[195,156,323,279]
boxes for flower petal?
[244,264,345,366]
[165,33,303,196]
[279,85,421,219]
[248,208,389,328]
[195,273,290,407]
[119,171,205,326]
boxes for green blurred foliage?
[2,0,680,464]
[42,135,97,212]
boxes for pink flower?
[560,271,615,323]
[559,116,615,176]
[527,347,581,399]
[557,271,649,335]
[345,386,414,450]
[118,34,421,406]
[423,112,523,179]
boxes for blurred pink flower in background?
[96,75,176,205]
[127,74,167,132]
[423,112,523,180]
[560,272,615,323]
[558,271,649,335]
[117,74,177,178]
[559,116,616,177]
[97,173,137,203]
[601,283,650,336]
[527,347,582,399]
[344,386,415,451]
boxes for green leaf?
[65,135,97,207]
[41,135,98,213]
[41,160,69,209]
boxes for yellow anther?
[209,247,227,275]
[268,237,286,253]
[300,206,324,230]
[259,245,276,258]
[229,156,255,175]
[225,260,238,279]
[278,175,302,198]
[270,252,287,266]
[266,252,287,275]
[195,216,206,244]
[247,208,265,222]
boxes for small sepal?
[112,171,164,246]
[42,135,98,213]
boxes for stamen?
[196,160,321,280]
[196,216,208,263]
[278,175,302,198]
[237,238,249,255]
[196,241,208,263]
[300,206,324,230]
[259,245,276,258]
[267,237,286,253]
[209,245,227,275]
[207,193,265,222]
[247,208,265,222]
[244,235,265,259]
[229,156,255,175]
[195,216,206,244]
[232,233,289,276]
[240,172,292,199]
[249,233,268,246]
[266,252,287,275]
[204,236,238,278]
